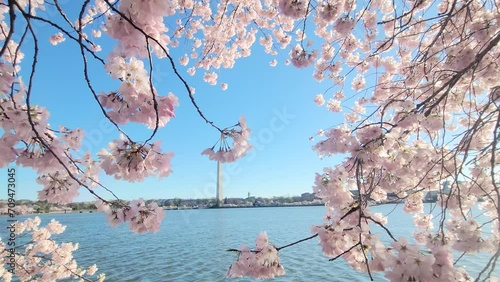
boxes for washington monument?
[216,160,223,205]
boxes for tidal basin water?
[1,204,495,281]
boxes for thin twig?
[277,233,318,251]
[329,242,361,261]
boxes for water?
[1,205,497,281]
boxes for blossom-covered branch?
[0,217,104,281]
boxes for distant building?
[424,191,439,202]
[350,190,360,199]
[300,193,316,201]
[422,181,455,203]
[442,180,451,193]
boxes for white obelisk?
[216,160,223,205]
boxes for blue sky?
[0,4,348,202]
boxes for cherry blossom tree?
[0,0,498,281]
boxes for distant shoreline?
[167,202,326,210]
[0,201,418,217]
[0,190,452,217]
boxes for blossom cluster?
[103,0,173,58]
[95,198,165,233]
[101,56,179,129]
[310,117,499,279]
[0,217,104,281]
[227,232,285,279]
[201,116,252,163]
[98,135,173,182]
[312,210,497,281]
[0,92,102,204]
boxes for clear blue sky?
[0,4,348,202]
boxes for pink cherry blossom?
[201,115,252,163]
[36,171,80,204]
[179,54,189,66]
[0,63,15,93]
[314,94,325,106]
[49,33,65,46]
[96,198,165,233]
[326,98,342,112]
[228,232,285,279]
[289,45,317,68]
[351,74,366,91]
[203,72,218,85]
[278,0,307,19]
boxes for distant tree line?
[0,193,320,213]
